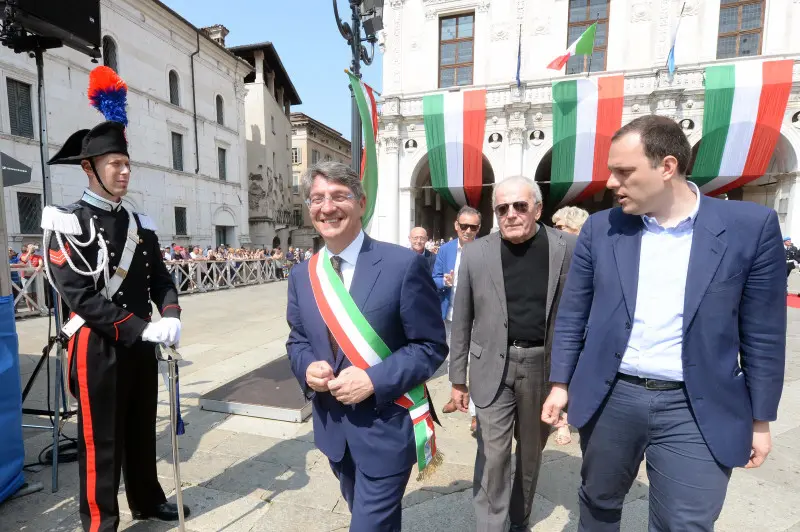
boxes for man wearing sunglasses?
[449,176,576,532]
[434,206,482,432]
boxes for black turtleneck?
[501,226,549,343]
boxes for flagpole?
[585,12,600,77]
[344,69,382,96]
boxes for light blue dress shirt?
[619,182,701,382]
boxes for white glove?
[141,318,182,347]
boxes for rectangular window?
[7,78,34,138]
[174,206,187,236]
[292,172,300,195]
[439,13,474,88]
[171,132,184,171]
[218,147,227,181]
[717,0,764,59]
[565,0,610,75]
[292,147,300,164]
[17,192,42,234]
[271,115,276,134]
[311,149,320,164]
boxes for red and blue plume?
[88,66,128,126]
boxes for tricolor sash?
[308,249,442,477]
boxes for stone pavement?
[3,281,800,531]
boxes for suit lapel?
[485,233,508,319]
[335,235,382,373]
[349,234,382,314]
[545,226,566,320]
[683,200,726,332]
[612,216,643,321]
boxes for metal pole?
[168,358,185,531]
[36,47,65,492]
[349,0,362,173]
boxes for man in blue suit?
[542,115,786,531]
[286,162,447,532]
[432,206,481,429]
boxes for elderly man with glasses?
[449,176,577,532]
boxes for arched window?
[168,70,180,106]
[216,95,224,125]
[102,36,118,72]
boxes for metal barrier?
[165,259,280,295]
[12,259,282,319]
[11,266,49,318]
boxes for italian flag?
[551,75,624,206]
[422,89,486,208]
[691,59,793,196]
[347,72,379,229]
[548,23,596,70]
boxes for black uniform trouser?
[68,326,166,532]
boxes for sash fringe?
[416,451,444,482]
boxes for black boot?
[131,502,190,521]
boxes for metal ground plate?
[199,355,311,422]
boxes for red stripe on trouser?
[715,60,793,196]
[577,75,624,204]
[76,329,101,532]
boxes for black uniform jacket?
[45,198,180,347]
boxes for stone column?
[399,188,412,245]
[507,127,525,178]
[379,134,400,244]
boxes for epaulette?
[135,212,158,232]
[41,205,83,235]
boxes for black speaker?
[0,0,101,57]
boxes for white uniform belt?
[59,209,139,340]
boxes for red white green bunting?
[551,75,624,206]
[422,90,486,208]
[690,59,793,196]
[347,72,379,230]
[308,250,442,475]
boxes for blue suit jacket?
[551,195,786,468]
[432,239,459,319]
[286,235,448,477]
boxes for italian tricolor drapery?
[551,75,624,206]
[422,90,487,208]
[309,250,442,477]
[347,72,379,229]
[690,59,793,196]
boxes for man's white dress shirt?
[325,230,365,292]
[619,182,701,382]
[446,242,464,322]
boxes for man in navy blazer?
[432,206,481,426]
[286,162,447,532]
[542,115,786,531]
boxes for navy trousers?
[330,446,412,532]
[578,378,732,532]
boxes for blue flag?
[667,3,685,81]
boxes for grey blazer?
[448,225,577,408]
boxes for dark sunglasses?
[494,201,530,218]
[458,223,480,232]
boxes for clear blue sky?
[161,0,383,140]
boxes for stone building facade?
[374,0,800,244]
[290,113,352,251]
[230,42,302,250]
[1,0,252,251]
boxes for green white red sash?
[308,249,442,475]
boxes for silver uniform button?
[110,252,115,257]
[118,291,123,296]
[113,266,118,271]
[143,251,147,256]
[122,304,127,308]
[93,215,98,219]
[146,275,150,279]
[99,227,105,232]
[146,263,149,267]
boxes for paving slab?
[4,282,800,532]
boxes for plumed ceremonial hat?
[48,66,129,165]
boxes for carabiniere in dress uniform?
[40,65,189,532]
